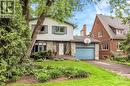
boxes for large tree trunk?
[20,0,54,57]
[20,0,29,25]
[26,0,55,57]
[27,13,46,56]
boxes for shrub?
[30,50,53,60]
[76,70,89,78]
[36,59,44,62]
[61,67,89,79]
[62,67,75,77]
[35,72,50,82]
[48,69,62,79]
[111,52,128,62]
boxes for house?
[30,17,100,60]
[91,14,130,59]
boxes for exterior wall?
[71,43,76,56]
[91,16,111,59]
[110,39,124,53]
[29,18,74,41]
[95,44,99,60]
[40,41,75,56]
[47,41,54,51]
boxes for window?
[39,25,48,34]
[98,31,103,37]
[116,29,124,35]
[52,26,67,35]
[117,42,122,51]
[31,25,48,34]
[102,42,109,50]
[33,42,47,52]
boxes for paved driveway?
[88,60,130,78]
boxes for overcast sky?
[73,0,111,35]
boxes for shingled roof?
[97,14,130,39]
[72,36,100,43]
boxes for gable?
[91,16,110,39]
[29,17,74,28]
[97,14,130,39]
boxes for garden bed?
[9,61,130,86]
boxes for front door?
[59,43,64,55]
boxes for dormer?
[109,25,125,35]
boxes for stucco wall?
[29,18,74,41]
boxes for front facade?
[30,17,75,56]
[91,14,130,59]
[30,17,100,60]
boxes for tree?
[109,0,130,53]
[20,0,99,56]
[109,0,130,24]
[0,2,31,85]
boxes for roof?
[97,14,130,39]
[72,36,100,43]
[30,17,75,28]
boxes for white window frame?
[33,42,47,52]
[98,31,103,37]
[52,26,67,35]
[116,29,124,35]
[117,42,123,51]
[102,42,109,50]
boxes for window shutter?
[64,27,67,34]
[52,26,56,34]
[45,25,48,33]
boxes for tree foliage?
[26,0,98,56]
[109,0,130,24]
[109,0,130,53]
[0,2,31,85]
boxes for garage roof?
[72,36,100,43]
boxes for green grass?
[11,60,130,86]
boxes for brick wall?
[91,16,111,59]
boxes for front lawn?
[11,60,130,86]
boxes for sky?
[73,0,111,35]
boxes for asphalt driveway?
[88,60,130,78]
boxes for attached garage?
[72,36,100,60]
[76,43,95,60]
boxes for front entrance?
[59,43,64,55]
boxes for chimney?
[80,24,87,36]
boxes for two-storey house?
[30,17,75,56]
[30,17,100,60]
[91,14,130,59]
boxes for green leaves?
[30,0,92,22]
[109,0,130,25]
[0,2,31,83]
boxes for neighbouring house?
[30,17,100,60]
[91,14,130,59]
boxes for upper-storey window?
[39,25,48,34]
[52,26,67,35]
[116,29,124,35]
[98,31,103,37]
[31,25,48,34]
